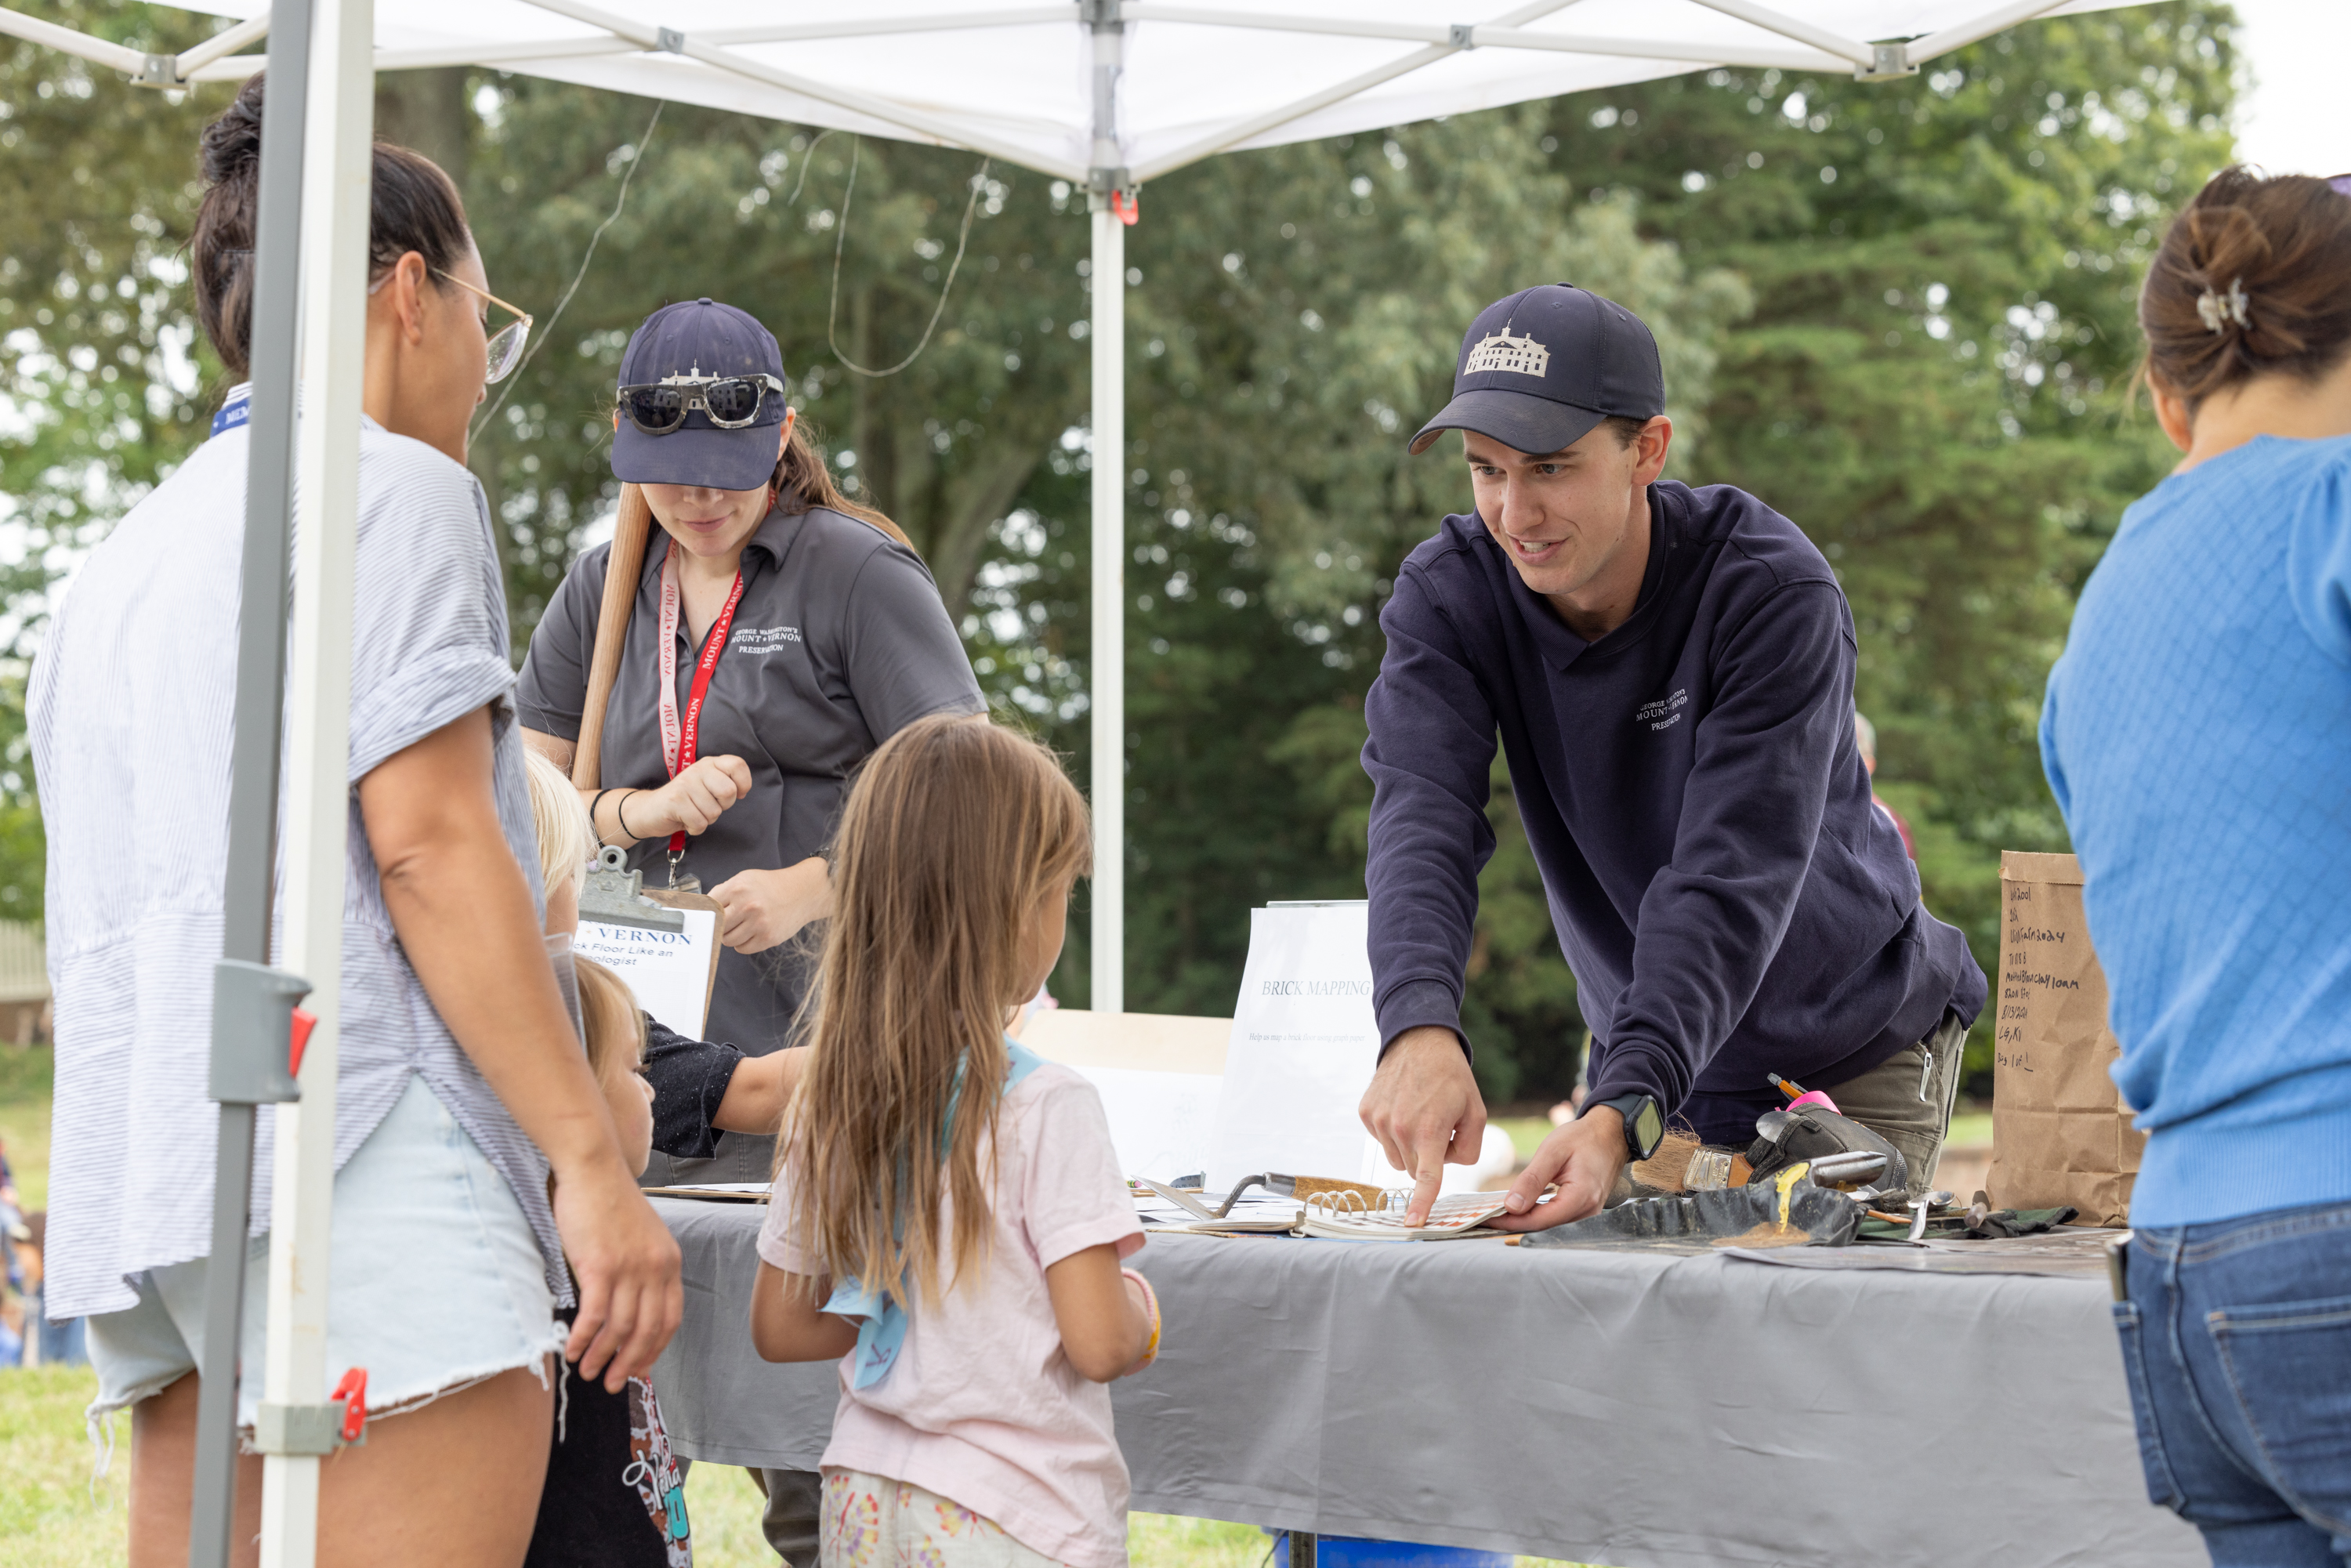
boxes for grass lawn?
[0,1371,1591,1566]
[0,1044,53,1211]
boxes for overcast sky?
[2228,0,2351,176]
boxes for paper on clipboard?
[576,888,723,1037]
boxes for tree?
[0,4,2245,1109]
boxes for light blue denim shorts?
[87,1073,564,1433]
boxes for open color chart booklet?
[1130,1185,1304,1234]
[1298,1191,1513,1240]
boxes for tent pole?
[1086,2,1125,1015]
[252,1,369,1563]
[190,2,312,1566]
[1088,197,1124,1015]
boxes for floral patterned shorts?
[819,1468,1065,1566]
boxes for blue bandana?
[823,1038,1045,1389]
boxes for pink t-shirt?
[759,1063,1146,1568]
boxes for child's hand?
[714,1048,804,1135]
[1044,1244,1156,1382]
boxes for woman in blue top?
[2040,168,2351,1566]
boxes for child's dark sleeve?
[641,1015,743,1161]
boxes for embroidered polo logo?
[730,625,802,654]
[1464,324,1550,378]
[1635,689,1687,731]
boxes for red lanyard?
[655,540,748,864]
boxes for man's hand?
[551,1153,684,1392]
[710,856,831,954]
[1491,1106,1627,1233]
[635,754,754,839]
[1359,1025,1487,1226]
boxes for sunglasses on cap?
[617,373,788,435]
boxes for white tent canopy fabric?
[36,1,2128,183]
[0,4,2135,1561]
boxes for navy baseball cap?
[1408,284,1665,456]
[611,298,790,491]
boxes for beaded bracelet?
[1120,1267,1162,1375]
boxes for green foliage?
[0,4,2243,1104]
[461,85,1099,635]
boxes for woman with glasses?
[30,75,679,1566]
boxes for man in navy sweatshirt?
[1357,284,1984,1228]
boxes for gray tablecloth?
[650,1198,2201,1568]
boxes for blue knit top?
[2041,434,2351,1227]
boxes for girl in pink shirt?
[751,715,1161,1568]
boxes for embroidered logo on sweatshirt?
[1634,689,1688,731]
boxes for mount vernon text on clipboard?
[576,888,723,1039]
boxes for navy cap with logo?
[611,298,791,491]
[1408,283,1665,456]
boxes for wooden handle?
[571,483,657,790]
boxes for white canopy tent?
[2,2,2137,1563]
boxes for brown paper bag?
[1987,852,2144,1224]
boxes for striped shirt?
[30,388,567,1320]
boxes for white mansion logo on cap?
[1464,324,1550,379]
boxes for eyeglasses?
[433,270,534,385]
[617,373,788,434]
[370,264,534,384]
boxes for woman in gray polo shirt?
[520,299,984,1190]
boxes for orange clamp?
[331,1367,368,1443]
[1110,188,1139,226]
[288,1008,318,1078]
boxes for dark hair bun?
[191,75,266,378]
[187,74,473,384]
[199,76,263,190]
[2140,166,2351,410]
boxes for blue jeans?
[2116,1200,2351,1566]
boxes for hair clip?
[2196,277,2250,335]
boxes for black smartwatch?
[1589,1092,1666,1162]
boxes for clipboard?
[576,884,725,1038]
[645,885,724,1023]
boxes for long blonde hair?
[783,715,1090,1306]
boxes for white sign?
[576,907,720,1038]
[1204,902,1385,1190]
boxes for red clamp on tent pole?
[331,1368,368,1443]
[1111,188,1139,226]
[288,1008,318,1078]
